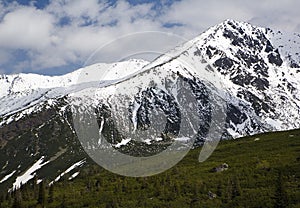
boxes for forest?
[1,129,299,208]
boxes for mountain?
[0,20,299,191]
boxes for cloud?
[0,0,168,73]
[46,0,105,26]
[162,0,300,35]
[0,7,54,50]
[0,0,299,75]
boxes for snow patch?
[68,172,80,180]
[174,137,191,142]
[0,170,16,183]
[115,138,132,148]
[49,159,85,185]
[10,156,49,190]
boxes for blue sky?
[2,0,50,9]
[0,0,299,75]
[4,0,175,10]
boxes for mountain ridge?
[0,19,299,191]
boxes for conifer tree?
[33,175,39,198]
[48,184,54,203]
[216,181,223,197]
[232,176,242,198]
[173,181,181,196]
[0,192,4,204]
[60,194,66,208]
[274,170,288,208]
[12,189,22,208]
[38,181,46,207]
[224,178,232,203]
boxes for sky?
[0,0,299,75]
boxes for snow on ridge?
[0,59,148,123]
[0,59,148,97]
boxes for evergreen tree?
[95,179,101,192]
[60,194,66,208]
[232,176,242,198]
[33,175,39,198]
[12,197,22,208]
[190,198,200,208]
[0,192,4,204]
[224,178,232,203]
[6,191,12,202]
[37,181,46,207]
[173,181,181,196]
[137,192,146,207]
[192,182,200,196]
[12,189,22,208]
[20,183,29,201]
[48,184,54,203]
[105,199,119,208]
[216,181,223,197]
[200,182,207,194]
[86,178,92,192]
[274,170,288,208]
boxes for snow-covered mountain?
[0,19,300,191]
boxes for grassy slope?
[1,129,300,208]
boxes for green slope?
[1,129,300,208]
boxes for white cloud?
[46,0,106,26]
[0,0,299,74]
[0,6,54,50]
[162,0,300,35]
[0,1,168,72]
[59,0,101,19]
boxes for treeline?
[0,129,299,207]
[0,165,296,208]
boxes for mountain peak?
[191,19,291,72]
[201,19,263,38]
[1,20,300,191]
[222,19,253,28]
[221,19,245,32]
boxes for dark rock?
[268,51,283,66]
[211,163,229,172]
[194,47,202,56]
[264,40,274,53]
[226,104,247,125]
[205,46,215,59]
[290,62,299,68]
[251,77,269,91]
[214,57,234,73]
[230,70,254,86]
[208,191,217,199]
[237,90,271,114]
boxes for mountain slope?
[0,20,300,191]
[1,129,299,207]
[152,19,300,134]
